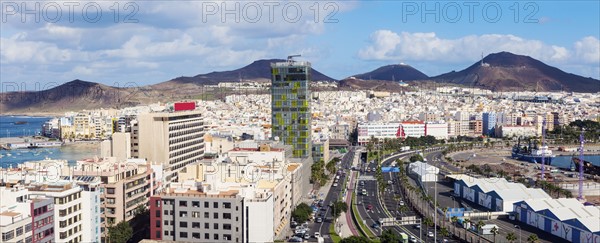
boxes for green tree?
[440,227,450,237]
[409,154,424,162]
[331,201,348,219]
[526,234,539,243]
[506,232,518,243]
[107,221,133,243]
[380,228,400,243]
[340,236,371,243]
[476,220,486,242]
[292,203,312,223]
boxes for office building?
[271,59,312,158]
[482,112,497,136]
[135,105,205,182]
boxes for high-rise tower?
[271,56,311,158]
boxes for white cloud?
[575,36,600,63]
[358,31,579,63]
[358,31,599,78]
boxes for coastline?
[2,112,64,117]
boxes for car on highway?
[314,232,321,238]
[371,223,380,229]
[366,204,373,210]
[316,217,322,223]
[414,225,421,229]
[361,189,367,196]
[409,236,417,243]
[288,236,303,242]
[359,181,365,186]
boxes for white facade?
[357,123,400,144]
[408,162,439,182]
[245,194,275,243]
[425,122,448,140]
[80,182,102,243]
[497,125,537,138]
[399,122,425,138]
[36,182,84,243]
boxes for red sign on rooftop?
[174,102,196,111]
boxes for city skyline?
[1,1,599,88]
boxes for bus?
[398,232,408,243]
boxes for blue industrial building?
[513,198,600,242]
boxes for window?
[155,210,161,217]
[204,233,209,239]
[213,212,219,219]
[224,234,232,241]
[179,222,187,228]
[204,202,209,208]
[164,231,169,236]
[179,201,187,207]
[204,212,209,218]
[223,213,231,219]
[214,223,219,230]
[223,202,231,208]
[192,233,200,239]
[106,188,115,194]
[192,201,200,207]
[155,200,161,207]
[24,224,32,233]
[213,202,218,208]
[155,231,161,238]
[192,222,200,228]
[16,227,23,236]
[164,220,169,226]
[224,224,232,230]
[179,232,188,238]
[204,223,209,229]
[214,234,219,240]
[163,210,169,215]
[179,211,187,217]
[2,231,14,241]
[155,220,161,227]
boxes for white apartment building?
[398,121,426,138]
[29,182,84,243]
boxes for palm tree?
[506,232,517,243]
[463,218,471,238]
[490,226,499,242]
[526,234,539,243]
[440,227,449,238]
[476,220,485,243]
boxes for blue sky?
[1,1,599,90]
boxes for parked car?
[428,231,434,237]
[288,236,303,242]
[316,217,323,223]
[304,233,310,240]
[314,232,321,238]
[333,183,338,187]
[399,200,405,206]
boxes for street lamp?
[514,225,521,243]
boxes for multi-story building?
[271,59,312,158]
[482,112,496,136]
[0,186,55,243]
[135,106,205,183]
[70,176,102,243]
[329,123,351,141]
[357,122,400,144]
[424,122,448,140]
[468,120,483,136]
[312,138,330,163]
[398,121,425,138]
[28,182,84,243]
[73,158,152,239]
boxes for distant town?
[1,58,600,243]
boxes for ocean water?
[0,116,50,137]
[0,116,99,168]
[551,155,600,169]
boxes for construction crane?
[578,128,584,200]
[287,54,301,64]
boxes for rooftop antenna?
[287,54,301,64]
[578,128,585,200]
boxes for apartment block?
[28,182,83,243]
[0,186,54,243]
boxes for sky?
[1,1,599,90]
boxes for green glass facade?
[271,61,312,158]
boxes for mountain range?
[1,52,598,114]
